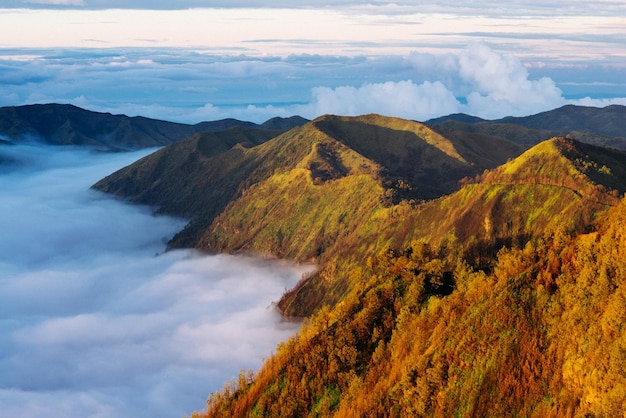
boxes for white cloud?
[23,0,84,5]
[457,43,566,118]
[569,96,626,108]
[0,144,312,417]
[1,45,625,124]
[269,44,573,121]
[302,80,460,120]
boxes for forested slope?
[277,136,626,317]
[198,179,626,418]
[89,109,626,417]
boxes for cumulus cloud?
[569,96,626,108]
[304,80,460,120]
[457,43,566,118]
[278,44,574,121]
[0,144,312,417]
[1,45,625,124]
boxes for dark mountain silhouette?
[427,104,626,150]
[0,103,307,150]
[499,104,626,137]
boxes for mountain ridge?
[194,134,626,418]
[3,102,626,415]
[43,104,626,416]
[0,103,308,150]
[427,104,626,150]
[92,111,626,320]
[93,113,525,250]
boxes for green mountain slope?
[195,138,626,418]
[0,103,307,150]
[277,137,626,316]
[94,114,523,252]
[89,108,626,417]
[92,126,284,244]
[200,197,626,418]
[311,114,522,199]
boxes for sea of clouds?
[1,44,625,125]
[0,144,312,417]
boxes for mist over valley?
[0,143,310,417]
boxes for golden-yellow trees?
[202,199,626,418]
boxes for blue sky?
[0,1,625,122]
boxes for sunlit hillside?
[200,196,626,417]
[88,106,626,417]
[193,138,626,417]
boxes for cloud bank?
[0,145,312,417]
[1,44,625,124]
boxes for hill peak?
[314,114,467,163]
[479,136,626,205]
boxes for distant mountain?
[0,103,307,150]
[427,104,626,150]
[261,115,310,130]
[425,113,486,124]
[498,104,626,137]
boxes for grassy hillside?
[94,114,523,250]
[91,110,626,416]
[200,114,521,257]
[276,137,626,317]
[94,117,626,318]
[196,138,626,417]
[93,126,285,244]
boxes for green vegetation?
[91,110,626,417]
[94,113,522,251]
[198,197,626,418]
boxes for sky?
[0,144,312,417]
[0,1,625,123]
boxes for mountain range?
[4,103,626,416]
[428,104,626,150]
[0,103,307,150]
[92,107,626,318]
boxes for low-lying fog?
[0,143,311,417]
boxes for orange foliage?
[198,199,626,418]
